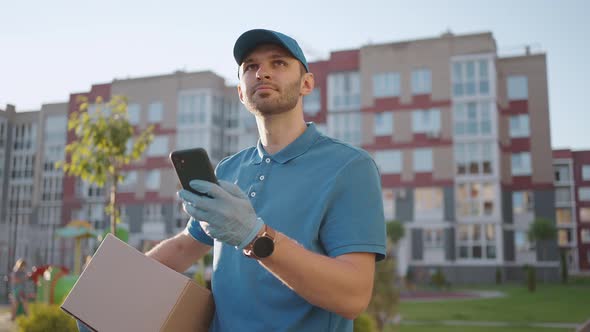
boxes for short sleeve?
[185,218,214,246]
[320,155,387,261]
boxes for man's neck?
[255,111,307,155]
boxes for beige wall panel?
[433,146,454,180]
[395,112,412,143]
[402,149,413,181]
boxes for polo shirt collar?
[251,122,320,165]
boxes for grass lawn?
[398,283,590,324]
[386,324,571,332]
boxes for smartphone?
[169,148,218,196]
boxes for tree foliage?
[366,220,404,330]
[528,217,557,242]
[386,220,405,247]
[56,95,154,234]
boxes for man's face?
[237,44,310,116]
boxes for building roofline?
[112,69,221,83]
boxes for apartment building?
[553,149,590,273]
[60,71,259,256]
[1,30,565,285]
[303,32,559,283]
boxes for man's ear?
[300,73,315,96]
[237,83,245,104]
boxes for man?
[153,29,386,331]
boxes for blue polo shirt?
[186,123,386,332]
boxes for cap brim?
[233,29,288,66]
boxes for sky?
[1,0,588,149]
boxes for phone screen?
[169,148,218,196]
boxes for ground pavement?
[0,306,15,332]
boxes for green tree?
[57,95,154,235]
[367,220,404,330]
[528,217,557,261]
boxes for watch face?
[253,236,275,258]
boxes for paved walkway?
[0,309,15,332]
[400,289,506,302]
[402,319,582,330]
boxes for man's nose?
[256,65,271,80]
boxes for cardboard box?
[61,234,214,332]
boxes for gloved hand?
[178,179,264,249]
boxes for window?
[455,142,494,175]
[373,72,401,98]
[144,203,163,221]
[374,150,402,174]
[457,182,495,217]
[583,165,590,180]
[511,152,532,176]
[327,72,360,111]
[374,112,393,136]
[580,208,590,222]
[452,59,490,97]
[457,224,496,259]
[148,102,163,122]
[382,189,396,221]
[44,115,67,142]
[178,91,209,125]
[177,130,206,150]
[411,68,431,94]
[327,113,361,145]
[556,208,572,225]
[507,75,528,100]
[145,170,160,190]
[558,229,573,246]
[414,188,443,220]
[509,115,530,138]
[513,191,534,215]
[119,171,138,191]
[554,165,571,183]
[303,88,321,116]
[147,136,168,157]
[579,187,590,201]
[413,148,433,172]
[424,229,443,248]
[127,103,141,125]
[412,109,440,134]
[515,230,534,252]
[454,102,492,136]
[555,188,571,204]
[581,229,590,244]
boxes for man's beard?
[244,79,301,116]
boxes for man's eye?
[244,64,257,71]
[274,60,287,66]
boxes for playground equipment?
[55,220,97,275]
[30,265,72,305]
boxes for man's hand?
[178,180,264,249]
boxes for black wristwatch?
[243,225,276,259]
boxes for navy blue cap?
[233,29,309,73]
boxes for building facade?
[304,32,558,283]
[553,149,590,273]
[0,31,567,288]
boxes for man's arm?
[259,232,375,320]
[146,230,212,273]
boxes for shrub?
[16,303,78,332]
[495,267,502,285]
[525,265,536,293]
[354,313,377,332]
[430,268,448,289]
[560,250,568,284]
